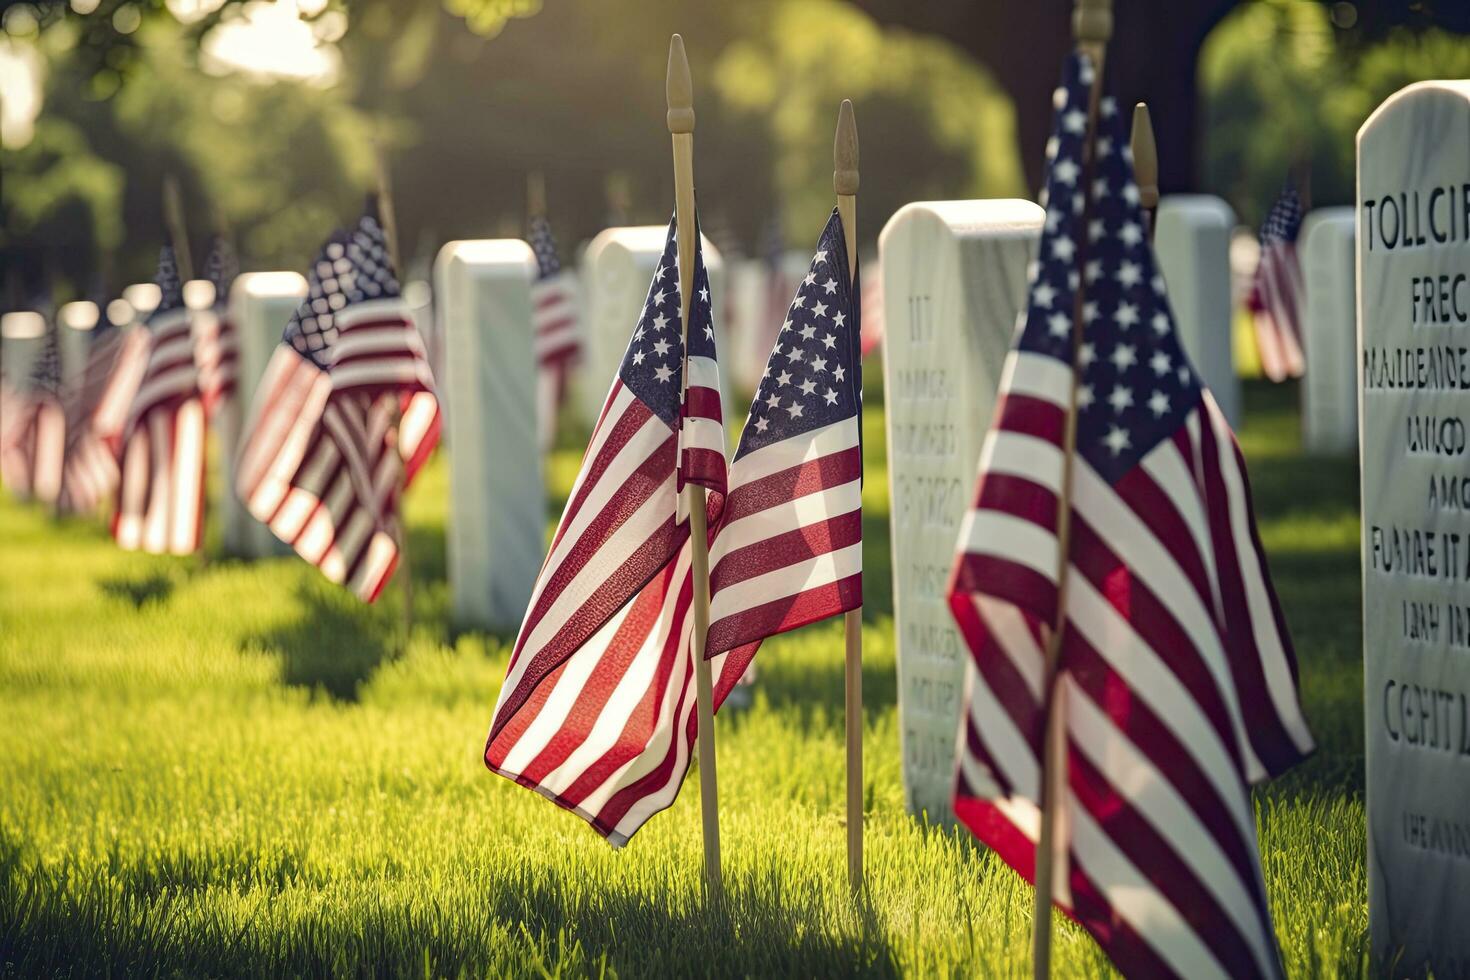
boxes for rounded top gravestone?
[1357,79,1470,978]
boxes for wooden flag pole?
[833,99,864,896]
[374,143,414,644]
[1130,103,1159,240]
[1032,2,1112,977]
[667,33,723,902]
[163,176,195,282]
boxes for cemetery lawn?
[0,380,1367,978]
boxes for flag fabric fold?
[946,52,1313,980]
[56,320,129,515]
[235,204,441,602]
[195,235,240,419]
[1248,182,1306,382]
[485,212,754,847]
[113,244,208,554]
[706,208,862,657]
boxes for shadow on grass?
[244,584,396,701]
[97,572,176,608]
[0,833,903,978]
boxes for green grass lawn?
[0,380,1367,977]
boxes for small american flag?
[706,208,862,656]
[1248,182,1306,382]
[195,235,240,419]
[529,214,582,452]
[56,319,127,515]
[113,243,209,554]
[859,257,883,358]
[0,320,66,505]
[946,53,1313,979]
[485,213,756,846]
[235,202,440,602]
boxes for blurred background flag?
[946,52,1313,978]
[113,242,208,554]
[1247,180,1306,382]
[195,234,240,419]
[0,320,66,505]
[56,317,126,516]
[484,215,755,847]
[235,202,440,602]
[706,208,862,656]
[529,213,583,453]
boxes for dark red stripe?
[1066,863,1183,980]
[721,446,860,525]
[947,585,1045,774]
[1197,405,1310,778]
[680,386,722,422]
[710,508,860,592]
[705,573,860,657]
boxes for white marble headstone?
[581,227,730,423]
[229,272,307,557]
[1154,195,1241,426]
[1301,207,1357,454]
[435,240,546,632]
[879,199,1044,823]
[1,311,46,390]
[1358,80,1470,977]
[57,301,101,387]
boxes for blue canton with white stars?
[736,208,860,460]
[149,241,185,325]
[283,202,400,371]
[1259,181,1304,247]
[1024,53,1200,484]
[618,214,715,429]
[528,215,563,280]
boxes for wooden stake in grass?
[1130,102,1159,240]
[1032,2,1112,977]
[667,33,723,903]
[832,98,865,896]
[374,143,415,646]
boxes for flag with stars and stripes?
[485,212,756,847]
[1247,181,1306,382]
[56,318,129,515]
[235,202,441,602]
[945,52,1313,980]
[529,214,583,452]
[0,320,66,505]
[113,242,209,554]
[195,234,240,418]
[706,209,862,656]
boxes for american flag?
[485,214,756,846]
[0,320,66,505]
[706,209,862,656]
[235,202,440,602]
[195,235,240,418]
[56,320,128,515]
[946,53,1314,979]
[1247,182,1306,382]
[113,243,209,554]
[529,214,582,452]
[859,258,883,359]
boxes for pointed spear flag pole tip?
[834,99,859,198]
[667,34,694,134]
[1130,102,1159,213]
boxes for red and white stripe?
[113,306,207,554]
[1249,241,1305,382]
[534,270,581,451]
[236,298,440,602]
[194,308,238,418]
[948,349,1314,980]
[706,418,862,655]
[0,384,66,504]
